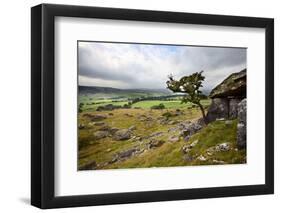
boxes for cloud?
[78,42,246,91]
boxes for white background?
[0,0,279,212]
[55,17,265,196]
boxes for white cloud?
[78,42,246,91]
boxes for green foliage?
[123,103,132,108]
[166,71,207,123]
[79,103,84,113]
[167,71,205,104]
[150,103,165,109]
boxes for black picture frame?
[31,3,274,209]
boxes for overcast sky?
[78,41,246,91]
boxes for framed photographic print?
[31,4,274,209]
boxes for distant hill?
[79,86,171,95]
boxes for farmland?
[79,96,211,111]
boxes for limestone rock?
[229,99,241,119]
[129,125,136,131]
[237,99,247,149]
[113,129,132,140]
[209,69,246,98]
[182,145,191,154]
[189,140,199,148]
[179,121,202,141]
[168,135,180,143]
[118,148,139,159]
[206,98,229,122]
[205,142,231,156]
[93,130,109,140]
[182,140,199,154]
[225,120,233,126]
[94,121,105,126]
[98,125,112,131]
[168,120,178,125]
[206,69,246,122]
[215,142,231,152]
[212,159,225,164]
[149,131,164,138]
[197,155,207,161]
[148,139,164,149]
[109,127,119,135]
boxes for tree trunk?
[198,103,207,124]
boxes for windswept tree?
[166,71,207,124]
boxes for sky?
[78,41,246,91]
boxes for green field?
[79,90,168,102]
[79,93,211,112]
[82,101,129,111]
[132,99,211,109]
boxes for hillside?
[78,108,245,170]
[78,71,246,170]
[79,86,171,96]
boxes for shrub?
[150,103,165,110]
[79,103,84,112]
[123,103,132,109]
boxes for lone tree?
[166,71,207,124]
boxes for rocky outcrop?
[109,147,143,164]
[237,99,246,149]
[229,99,241,119]
[206,69,246,122]
[113,129,132,141]
[168,135,180,142]
[93,130,109,140]
[206,98,229,122]
[148,139,165,149]
[178,120,203,141]
[206,69,247,149]
[182,140,199,154]
[209,69,246,99]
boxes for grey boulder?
[93,131,109,140]
[113,129,132,140]
[237,99,247,149]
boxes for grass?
[78,107,201,168]
[187,120,246,165]
[78,104,246,170]
[103,119,245,169]
[132,99,211,109]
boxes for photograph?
[29,2,274,209]
[77,41,247,170]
